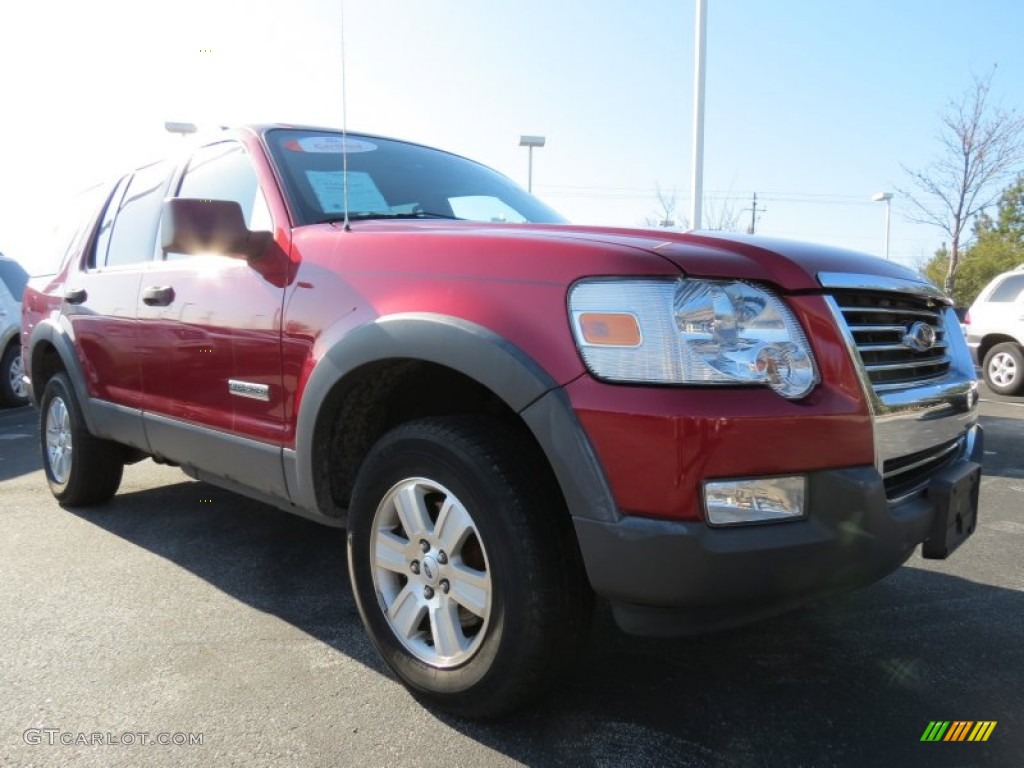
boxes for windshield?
[265,129,566,227]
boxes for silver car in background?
[965,265,1024,396]
[0,253,30,406]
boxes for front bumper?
[968,340,981,366]
[574,427,983,637]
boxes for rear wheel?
[39,373,124,505]
[982,342,1024,396]
[347,416,590,718]
[1,343,29,406]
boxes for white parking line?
[980,398,1024,409]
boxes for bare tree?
[641,185,743,231]
[642,185,687,229]
[901,69,1024,294]
[703,193,743,232]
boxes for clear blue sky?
[2,0,1023,275]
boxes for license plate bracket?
[922,461,981,559]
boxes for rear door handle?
[142,286,175,307]
[64,288,88,304]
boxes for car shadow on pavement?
[66,477,384,670]
[0,407,39,483]
[65,476,1023,768]
[978,414,1024,481]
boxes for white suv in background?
[965,265,1024,396]
[0,253,31,406]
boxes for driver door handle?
[142,285,176,307]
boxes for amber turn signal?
[578,312,642,346]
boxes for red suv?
[22,126,983,716]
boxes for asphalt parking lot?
[1,389,1022,767]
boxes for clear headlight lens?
[569,278,819,399]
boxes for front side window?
[264,129,566,227]
[104,162,174,267]
[175,142,272,232]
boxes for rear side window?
[0,258,28,301]
[91,176,130,270]
[51,182,114,276]
[988,274,1024,302]
[103,161,174,267]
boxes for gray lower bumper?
[574,426,984,637]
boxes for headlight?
[569,278,819,399]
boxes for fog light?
[704,476,806,526]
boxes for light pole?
[872,191,893,260]
[165,121,197,138]
[519,135,546,193]
[690,0,707,230]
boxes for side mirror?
[161,198,271,260]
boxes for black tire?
[982,342,1024,396]
[39,373,124,505]
[347,416,591,718]
[1,343,30,407]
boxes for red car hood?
[334,220,932,293]
[522,225,929,292]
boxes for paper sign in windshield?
[306,170,389,214]
[285,136,377,154]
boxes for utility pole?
[743,192,764,234]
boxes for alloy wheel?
[988,351,1018,388]
[9,352,27,400]
[45,396,73,484]
[370,478,492,668]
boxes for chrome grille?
[832,292,951,391]
[882,438,963,501]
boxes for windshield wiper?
[320,211,463,224]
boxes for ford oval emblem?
[903,321,937,352]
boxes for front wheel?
[982,342,1024,396]
[39,373,124,505]
[347,417,590,718]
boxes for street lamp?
[519,135,546,193]
[871,191,893,260]
[165,121,198,138]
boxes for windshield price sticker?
[285,136,377,154]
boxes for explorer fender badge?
[228,379,270,401]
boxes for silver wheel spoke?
[45,398,72,484]
[429,599,465,658]
[447,562,490,618]
[10,355,26,397]
[388,584,426,641]
[369,475,493,668]
[434,496,473,553]
[394,484,432,538]
[374,530,409,574]
[59,449,72,482]
[991,353,1017,386]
